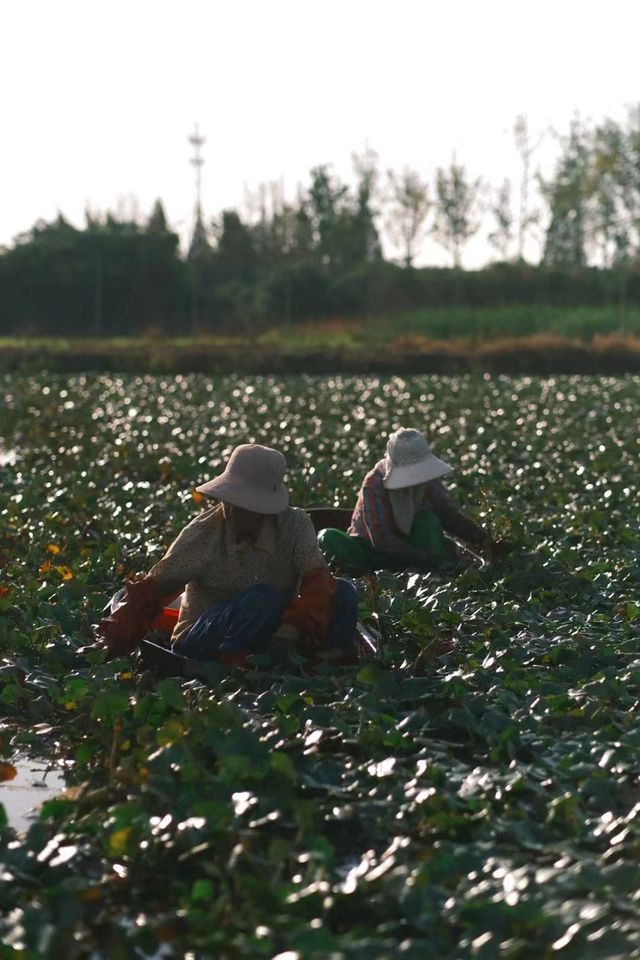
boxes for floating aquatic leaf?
[1,372,640,955]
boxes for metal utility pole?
[189,123,206,220]
[187,124,210,334]
[188,124,209,257]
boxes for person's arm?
[96,578,172,657]
[361,479,437,566]
[96,508,214,656]
[279,514,338,646]
[425,479,490,546]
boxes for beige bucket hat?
[383,428,452,490]
[196,444,289,514]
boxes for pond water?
[1,757,65,833]
[0,447,18,466]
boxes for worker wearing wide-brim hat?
[318,428,493,573]
[97,444,359,661]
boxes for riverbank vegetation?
[2,109,640,341]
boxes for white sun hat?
[196,444,289,514]
[383,428,453,490]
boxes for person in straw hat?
[318,427,494,572]
[97,444,359,661]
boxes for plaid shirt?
[348,460,486,563]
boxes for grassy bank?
[3,306,640,374]
[3,330,640,375]
[360,304,640,343]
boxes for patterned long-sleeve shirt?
[149,505,332,644]
[348,460,487,564]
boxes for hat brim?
[383,454,453,489]
[196,476,289,514]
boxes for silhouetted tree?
[3,111,640,339]
[514,115,542,261]
[488,179,515,262]
[542,120,591,267]
[386,167,430,266]
[352,147,382,261]
[432,159,482,267]
[147,199,169,234]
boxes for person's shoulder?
[425,478,451,503]
[426,477,447,491]
[278,506,316,538]
[179,504,223,538]
[282,506,312,528]
[362,460,385,488]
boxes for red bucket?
[151,595,182,633]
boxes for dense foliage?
[1,373,640,958]
[1,215,638,339]
[3,104,640,337]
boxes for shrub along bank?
[2,331,640,375]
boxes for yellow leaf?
[0,761,17,782]
[157,718,184,746]
[192,489,205,504]
[109,827,132,856]
[64,701,77,711]
[39,560,52,575]
[81,887,102,903]
[117,671,134,681]
[54,565,73,581]
[46,544,61,555]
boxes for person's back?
[319,428,491,573]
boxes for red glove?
[281,568,337,647]
[96,578,165,657]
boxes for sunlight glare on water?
[0,448,18,466]
[0,758,65,833]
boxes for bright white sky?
[1,0,639,266]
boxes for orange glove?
[281,568,337,647]
[96,578,165,657]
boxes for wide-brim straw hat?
[383,428,453,490]
[196,444,289,514]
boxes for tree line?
[1,109,640,337]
